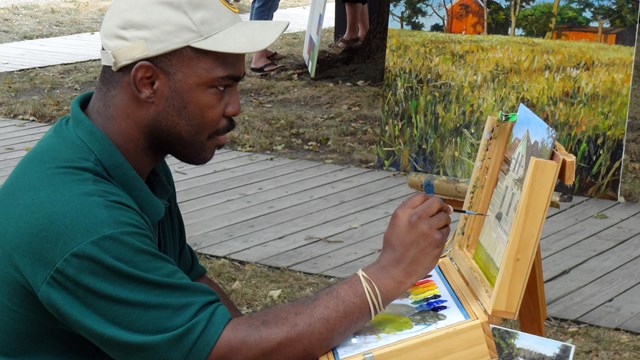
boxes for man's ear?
[129,61,163,103]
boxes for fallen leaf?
[268,289,282,301]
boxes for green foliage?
[554,344,573,360]
[493,326,519,359]
[567,0,638,27]
[517,3,590,37]
[488,0,510,35]
[608,0,640,28]
[380,30,633,196]
[389,0,430,31]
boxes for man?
[0,0,452,359]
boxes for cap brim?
[190,20,289,54]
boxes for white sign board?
[303,0,327,78]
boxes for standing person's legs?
[250,0,284,72]
[358,3,369,41]
[250,0,277,21]
[343,2,362,42]
[337,0,368,48]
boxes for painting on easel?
[474,104,556,285]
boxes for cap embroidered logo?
[219,0,239,13]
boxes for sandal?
[267,51,285,61]
[335,36,361,49]
[250,61,285,74]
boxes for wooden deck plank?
[187,171,397,246]
[171,153,267,183]
[238,188,412,263]
[0,33,101,72]
[546,248,640,320]
[541,198,618,238]
[619,313,640,333]
[0,120,49,134]
[185,167,378,233]
[280,214,461,272]
[540,202,640,258]
[579,283,640,330]
[542,212,640,281]
[181,164,357,225]
[197,182,410,257]
[178,162,334,214]
[174,157,298,197]
[279,219,388,270]
[0,125,50,139]
[0,140,39,155]
[545,195,589,217]
[0,148,30,163]
[0,129,51,148]
[323,252,380,278]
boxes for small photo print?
[490,325,575,360]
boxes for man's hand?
[368,193,452,298]
[207,193,452,360]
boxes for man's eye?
[215,86,227,92]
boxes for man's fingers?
[414,195,452,218]
[430,211,452,231]
[400,193,431,209]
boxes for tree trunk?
[597,19,604,43]
[544,0,560,39]
[483,0,488,35]
[509,0,522,36]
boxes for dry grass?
[0,0,110,43]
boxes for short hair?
[95,47,202,93]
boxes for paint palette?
[332,267,469,359]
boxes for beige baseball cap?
[100,0,289,71]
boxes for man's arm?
[196,275,243,318]
[207,193,451,360]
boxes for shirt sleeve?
[38,229,231,360]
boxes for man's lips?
[212,117,236,137]
[211,117,236,150]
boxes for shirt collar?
[69,92,169,222]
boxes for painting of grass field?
[379,29,634,196]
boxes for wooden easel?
[519,141,575,336]
[321,115,575,360]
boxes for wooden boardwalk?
[0,4,336,72]
[1,118,639,334]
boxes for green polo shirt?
[0,92,231,359]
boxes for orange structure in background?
[552,25,636,46]
[446,0,485,35]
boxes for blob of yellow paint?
[370,313,414,334]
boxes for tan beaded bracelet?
[356,269,384,320]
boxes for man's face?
[149,49,245,165]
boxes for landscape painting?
[473,104,556,285]
[379,0,638,199]
[491,325,575,360]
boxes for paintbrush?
[452,209,486,216]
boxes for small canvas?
[333,266,470,359]
[303,0,327,78]
[490,325,575,360]
[474,104,556,285]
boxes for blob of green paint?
[370,313,414,334]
